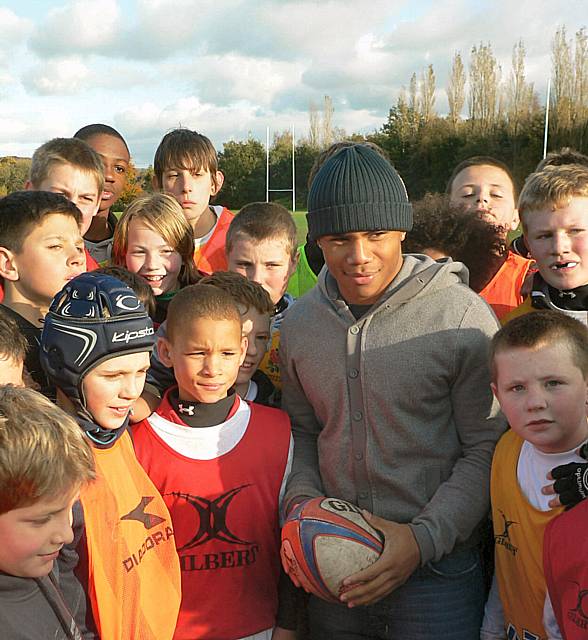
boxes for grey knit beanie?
[307,144,413,241]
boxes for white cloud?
[29,0,121,56]
[22,57,91,95]
[0,7,32,45]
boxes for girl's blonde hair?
[112,193,199,287]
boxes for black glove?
[551,454,588,509]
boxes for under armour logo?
[167,485,252,550]
[120,496,166,530]
[178,403,195,416]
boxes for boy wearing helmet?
[40,272,181,640]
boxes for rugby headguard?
[41,272,155,414]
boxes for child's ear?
[510,208,520,232]
[490,381,498,399]
[157,336,174,368]
[24,180,33,191]
[212,171,224,196]
[239,336,248,366]
[0,247,19,281]
[152,174,161,191]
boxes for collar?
[170,388,238,427]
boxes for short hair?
[536,147,588,171]
[29,137,105,194]
[112,193,200,287]
[153,128,220,189]
[490,310,588,381]
[74,123,130,155]
[199,271,274,316]
[307,141,390,189]
[226,202,298,259]
[94,266,156,319]
[0,307,27,365]
[404,193,507,292]
[446,156,517,200]
[0,386,95,513]
[0,191,82,253]
[166,283,242,342]
[518,164,588,227]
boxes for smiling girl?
[112,193,200,325]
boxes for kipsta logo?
[167,485,252,551]
[120,496,166,530]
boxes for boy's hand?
[545,461,588,509]
[543,444,588,508]
[339,512,420,608]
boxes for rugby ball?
[281,496,384,602]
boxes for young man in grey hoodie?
[279,144,506,639]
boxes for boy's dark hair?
[226,202,298,259]
[94,266,156,319]
[153,128,220,189]
[74,123,130,154]
[0,191,82,252]
[536,147,588,171]
[404,193,507,292]
[199,271,274,316]
[29,137,105,193]
[307,141,390,189]
[490,310,588,380]
[0,306,28,364]
[446,156,517,200]
[166,283,242,342]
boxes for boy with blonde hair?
[153,128,232,274]
[481,311,588,640]
[226,202,299,389]
[0,385,95,639]
[506,163,588,322]
[0,191,85,396]
[26,137,105,270]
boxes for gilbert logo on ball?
[281,497,384,602]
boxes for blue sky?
[0,0,585,166]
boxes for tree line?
[1,25,587,209]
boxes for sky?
[0,0,586,166]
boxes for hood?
[318,253,470,311]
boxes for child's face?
[228,236,298,305]
[160,166,220,227]
[3,214,85,309]
[524,197,588,291]
[159,316,246,404]
[82,352,150,430]
[85,134,129,216]
[125,219,182,296]
[492,341,588,454]
[30,163,102,236]
[236,307,271,386]
[450,164,519,231]
[0,356,24,387]
[0,486,78,578]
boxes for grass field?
[291,211,308,244]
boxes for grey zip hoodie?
[280,254,506,565]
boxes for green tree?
[218,138,266,209]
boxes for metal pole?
[266,126,270,202]
[291,124,296,212]
[543,78,551,159]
